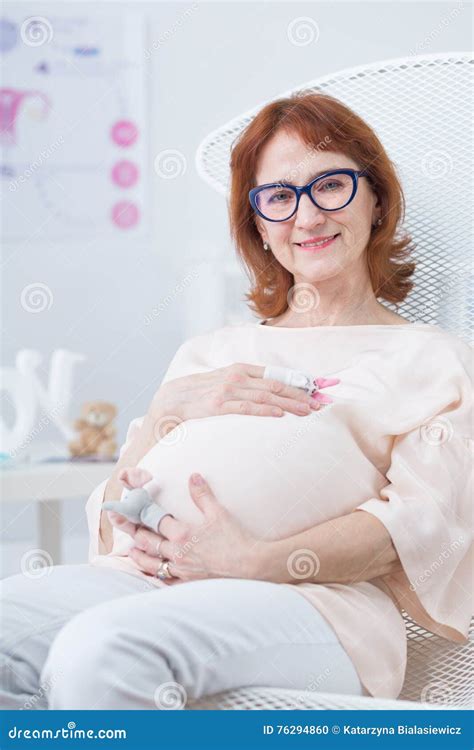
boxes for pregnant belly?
[135,412,376,540]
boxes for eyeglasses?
[249,168,370,222]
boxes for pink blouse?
[85,321,472,699]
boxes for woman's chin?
[292,256,343,283]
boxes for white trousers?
[0,564,364,709]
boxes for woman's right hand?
[149,362,321,429]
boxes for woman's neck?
[264,302,409,328]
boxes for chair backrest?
[195,52,473,343]
[400,611,473,707]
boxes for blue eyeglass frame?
[248,168,370,222]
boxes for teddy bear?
[69,401,117,459]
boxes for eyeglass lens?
[255,172,355,220]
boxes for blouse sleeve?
[85,415,144,559]
[355,335,473,642]
[84,338,193,559]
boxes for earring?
[374,218,382,227]
[263,242,270,252]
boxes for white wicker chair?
[190,52,473,710]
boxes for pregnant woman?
[1,92,471,710]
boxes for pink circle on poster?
[111,120,138,147]
[112,201,140,229]
[111,160,139,188]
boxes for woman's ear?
[371,188,382,221]
[255,216,268,245]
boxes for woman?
[1,92,471,710]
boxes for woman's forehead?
[255,132,358,184]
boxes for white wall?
[2,0,471,576]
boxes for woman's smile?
[295,233,340,251]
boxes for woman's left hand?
[110,473,264,585]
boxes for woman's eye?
[319,181,341,191]
[270,191,292,203]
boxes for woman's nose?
[294,193,326,228]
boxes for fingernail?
[191,473,204,485]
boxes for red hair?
[228,91,416,319]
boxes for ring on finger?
[155,538,164,558]
[155,560,173,580]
